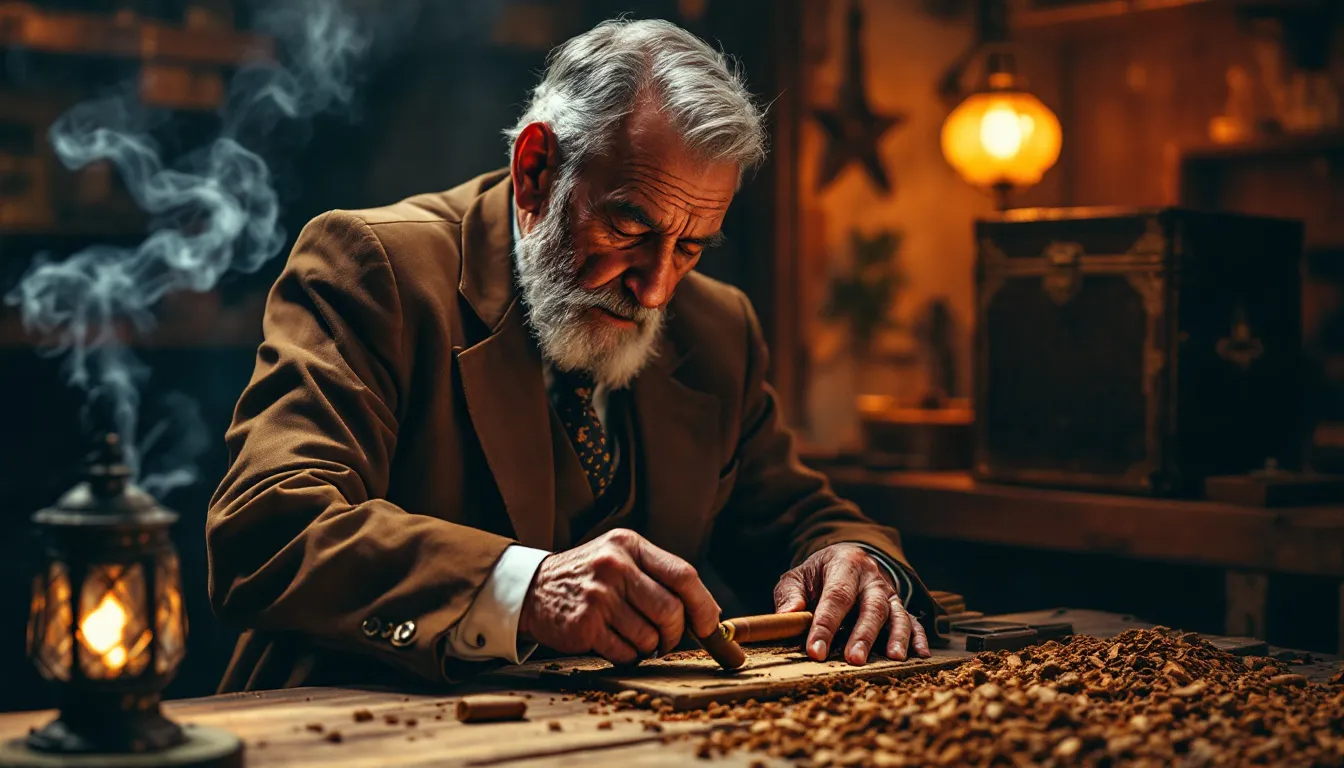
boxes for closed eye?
[681,232,726,254]
[609,200,658,235]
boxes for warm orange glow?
[28,562,73,681]
[81,592,129,673]
[942,88,1061,190]
[76,563,152,678]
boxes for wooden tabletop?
[0,685,749,768]
[827,469,1344,578]
[2,609,1336,767]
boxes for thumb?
[773,569,808,613]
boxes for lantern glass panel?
[28,562,73,681]
[940,90,1062,189]
[154,550,186,674]
[77,562,153,679]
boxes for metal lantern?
[941,51,1062,210]
[1,433,241,768]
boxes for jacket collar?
[458,169,517,331]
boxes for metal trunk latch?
[1216,306,1265,369]
[1042,241,1083,305]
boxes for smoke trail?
[4,0,396,493]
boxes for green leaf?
[824,228,906,352]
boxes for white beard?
[514,178,664,390]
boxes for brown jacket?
[207,169,929,693]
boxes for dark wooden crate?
[974,207,1304,496]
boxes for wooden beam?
[0,4,273,65]
[769,0,805,424]
[1009,0,1323,40]
[829,469,1344,577]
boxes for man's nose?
[623,242,680,310]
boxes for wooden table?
[0,685,742,768]
[827,468,1344,654]
[3,609,1336,767]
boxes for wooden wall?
[787,0,1344,459]
[790,0,1062,450]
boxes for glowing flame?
[81,593,128,672]
[980,105,1036,160]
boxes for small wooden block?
[935,611,985,635]
[965,629,1039,652]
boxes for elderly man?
[207,18,932,692]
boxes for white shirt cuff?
[444,544,549,665]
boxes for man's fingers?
[594,627,640,666]
[608,603,661,658]
[629,537,721,638]
[624,570,685,655]
[805,561,860,661]
[772,569,808,613]
[844,586,890,665]
[911,615,931,658]
[885,598,912,661]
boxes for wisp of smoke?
[4,0,389,494]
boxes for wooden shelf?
[1175,129,1344,248]
[1180,131,1344,164]
[0,290,265,350]
[0,222,148,240]
[1010,0,1325,39]
[826,467,1344,577]
[0,4,273,66]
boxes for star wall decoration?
[812,0,905,196]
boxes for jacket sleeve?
[206,211,515,684]
[707,291,935,620]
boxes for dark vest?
[546,389,751,623]
[548,390,641,550]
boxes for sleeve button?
[361,617,382,638]
[391,620,418,647]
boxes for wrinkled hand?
[774,543,930,665]
[519,529,722,665]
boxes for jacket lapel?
[456,296,556,550]
[633,341,722,563]
[455,171,556,550]
[457,169,515,329]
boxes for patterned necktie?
[549,368,615,499]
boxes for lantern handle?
[86,432,132,500]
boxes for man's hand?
[519,529,722,665]
[773,544,930,665]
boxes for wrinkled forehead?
[606,160,734,222]
[579,108,739,226]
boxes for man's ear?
[511,122,559,228]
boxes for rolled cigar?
[696,625,747,671]
[721,611,814,644]
[455,694,528,723]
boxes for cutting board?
[490,645,968,711]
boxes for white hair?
[504,18,768,184]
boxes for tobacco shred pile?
[602,628,1344,767]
